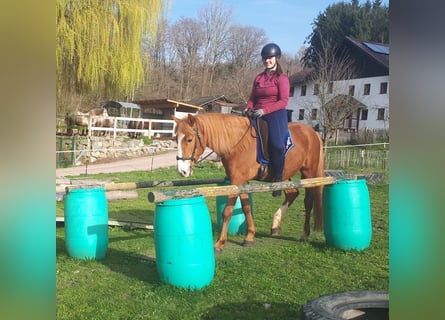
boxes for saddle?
[251,118,295,180]
[253,118,271,164]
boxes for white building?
[287,37,389,140]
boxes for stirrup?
[256,165,268,180]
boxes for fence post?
[72,136,76,166]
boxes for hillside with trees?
[56,0,388,117]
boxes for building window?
[364,83,371,95]
[377,108,385,120]
[289,86,294,97]
[300,85,306,96]
[361,109,368,120]
[313,83,319,95]
[298,109,305,120]
[311,109,318,120]
[328,82,333,94]
[380,82,388,94]
[349,85,355,96]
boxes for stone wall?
[68,136,177,165]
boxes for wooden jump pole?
[64,177,227,193]
[103,177,227,191]
[148,176,337,203]
[61,178,227,202]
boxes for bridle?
[176,127,204,162]
[176,118,252,163]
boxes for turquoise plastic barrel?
[64,187,109,259]
[154,196,215,289]
[216,193,253,235]
[322,179,372,251]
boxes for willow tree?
[56,0,164,112]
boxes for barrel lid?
[333,178,367,185]
[65,184,105,193]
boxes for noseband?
[176,127,203,162]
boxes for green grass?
[56,163,388,319]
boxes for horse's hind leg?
[301,188,314,241]
[271,188,299,236]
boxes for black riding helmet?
[261,43,281,59]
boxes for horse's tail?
[313,134,325,231]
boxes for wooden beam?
[148,176,337,203]
[103,178,226,191]
[64,178,227,193]
[57,190,138,202]
[56,216,153,230]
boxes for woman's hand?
[250,109,265,118]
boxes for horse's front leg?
[239,193,255,247]
[271,188,299,236]
[214,195,237,254]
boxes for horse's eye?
[187,138,193,143]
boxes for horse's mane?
[195,113,253,156]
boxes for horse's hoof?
[242,240,254,247]
[214,247,223,255]
[299,235,309,242]
[271,227,281,236]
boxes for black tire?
[302,290,389,320]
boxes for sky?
[164,0,389,56]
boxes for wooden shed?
[101,101,142,118]
[132,99,203,120]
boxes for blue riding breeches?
[262,109,288,179]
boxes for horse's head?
[173,114,205,177]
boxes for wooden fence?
[89,116,175,139]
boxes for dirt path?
[56,150,178,178]
[55,148,219,194]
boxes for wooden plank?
[105,190,138,201]
[57,190,138,202]
[148,176,337,203]
[56,216,153,230]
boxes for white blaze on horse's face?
[177,133,193,177]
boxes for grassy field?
[56,162,389,319]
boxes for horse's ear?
[171,115,180,123]
[186,114,196,126]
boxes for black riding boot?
[271,177,282,197]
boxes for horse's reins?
[176,117,254,164]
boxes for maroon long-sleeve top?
[246,70,290,115]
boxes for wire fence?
[56,135,389,171]
[324,143,389,170]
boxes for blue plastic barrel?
[64,187,109,259]
[154,196,215,289]
[216,193,253,235]
[322,179,372,251]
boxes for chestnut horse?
[173,113,325,253]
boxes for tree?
[56,0,164,113]
[169,18,204,99]
[198,0,233,96]
[301,39,361,145]
[302,0,389,67]
[224,24,267,103]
